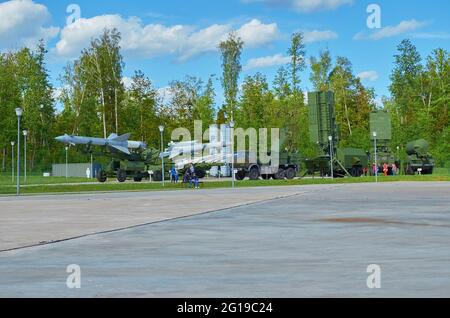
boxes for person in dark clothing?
[188,164,199,189]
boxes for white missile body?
[55,133,147,155]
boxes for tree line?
[0,29,448,173]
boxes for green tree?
[310,49,332,92]
[273,67,291,100]
[193,76,216,125]
[330,56,355,138]
[238,73,273,129]
[84,29,125,138]
[121,70,159,148]
[288,32,306,94]
[219,32,244,120]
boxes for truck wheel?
[261,174,270,180]
[274,169,286,180]
[153,170,162,182]
[196,169,206,179]
[96,169,107,183]
[248,167,260,180]
[116,169,127,183]
[235,170,246,181]
[406,165,414,175]
[285,167,296,180]
[133,176,143,182]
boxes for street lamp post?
[15,108,23,196]
[159,125,165,187]
[328,135,334,179]
[90,153,94,179]
[11,141,15,183]
[23,130,27,183]
[373,131,378,183]
[230,121,235,189]
[65,146,69,180]
[396,146,400,175]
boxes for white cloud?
[244,54,291,70]
[157,86,174,104]
[52,86,64,100]
[303,30,338,43]
[243,0,353,13]
[354,20,427,41]
[122,77,133,89]
[237,19,279,47]
[293,0,353,12]
[55,16,280,61]
[411,32,450,40]
[357,71,379,82]
[0,0,59,50]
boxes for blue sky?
[1,0,449,108]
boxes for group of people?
[170,164,199,189]
[370,163,398,176]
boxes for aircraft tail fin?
[110,145,131,155]
[112,133,130,142]
[107,133,118,140]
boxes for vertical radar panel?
[370,111,392,141]
[308,91,337,148]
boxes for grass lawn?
[0,175,92,185]
[0,174,449,195]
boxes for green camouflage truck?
[405,139,434,175]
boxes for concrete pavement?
[0,185,325,251]
[0,182,449,297]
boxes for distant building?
[52,163,102,178]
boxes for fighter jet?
[55,133,147,155]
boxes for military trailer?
[306,91,367,177]
[404,139,434,175]
[96,148,165,183]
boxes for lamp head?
[230,121,235,128]
[15,108,23,117]
[159,125,165,133]
[373,131,377,138]
[11,141,15,146]
[23,130,28,136]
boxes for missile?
[164,141,230,159]
[55,133,147,155]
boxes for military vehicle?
[96,148,165,183]
[369,111,397,175]
[55,133,166,183]
[233,150,301,181]
[404,139,434,175]
[306,91,367,177]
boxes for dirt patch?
[321,217,390,224]
[319,217,450,228]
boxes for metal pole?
[161,131,165,187]
[90,153,93,179]
[231,138,235,189]
[17,116,21,196]
[230,122,235,189]
[374,137,378,183]
[65,147,68,180]
[329,137,334,179]
[11,143,14,183]
[24,134,27,183]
